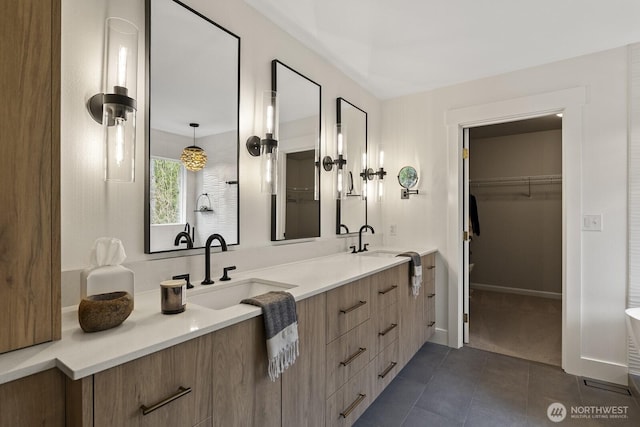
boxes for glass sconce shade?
[88,17,139,183]
[246,91,279,194]
[323,124,349,199]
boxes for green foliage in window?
[151,158,183,224]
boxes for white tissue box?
[81,265,135,299]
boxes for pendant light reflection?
[181,123,207,172]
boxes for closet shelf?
[470,174,562,187]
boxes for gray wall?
[469,129,562,295]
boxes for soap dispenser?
[81,237,135,299]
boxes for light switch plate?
[583,214,602,231]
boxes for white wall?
[61,0,382,300]
[381,47,628,383]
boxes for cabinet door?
[326,277,371,343]
[282,293,326,427]
[0,0,61,354]
[423,254,436,343]
[212,316,281,427]
[397,262,423,366]
[93,335,213,427]
[0,369,65,426]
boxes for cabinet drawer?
[371,266,400,311]
[326,320,373,398]
[326,362,374,427]
[93,335,213,427]
[422,254,435,287]
[326,277,371,343]
[373,340,400,398]
[373,302,399,357]
[425,292,436,342]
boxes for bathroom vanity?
[0,249,436,427]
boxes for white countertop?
[0,247,436,385]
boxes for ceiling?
[245,0,640,99]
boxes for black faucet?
[174,231,194,249]
[358,224,375,252]
[202,233,228,285]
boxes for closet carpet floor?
[467,289,562,366]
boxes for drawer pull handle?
[378,285,398,295]
[428,293,436,298]
[340,300,367,314]
[340,347,367,366]
[428,321,436,327]
[427,265,435,270]
[378,361,398,378]
[378,323,398,336]
[340,393,366,418]
[140,386,192,415]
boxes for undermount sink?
[188,278,297,310]
[358,250,401,258]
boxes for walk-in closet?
[467,115,563,366]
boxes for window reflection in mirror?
[145,0,240,253]
[271,60,321,241]
[336,98,367,234]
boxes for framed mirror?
[145,0,240,253]
[271,60,321,241]
[336,98,367,234]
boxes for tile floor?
[354,343,640,426]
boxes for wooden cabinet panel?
[373,302,399,357]
[212,316,281,427]
[326,320,373,398]
[0,0,60,354]
[326,277,371,343]
[282,293,327,427]
[423,255,436,344]
[370,266,400,313]
[93,335,213,427]
[372,340,400,398]
[325,363,373,427]
[0,369,65,426]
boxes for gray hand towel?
[241,291,299,381]
[397,251,423,297]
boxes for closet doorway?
[464,115,563,366]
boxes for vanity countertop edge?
[0,247,437,385]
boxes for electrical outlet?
[389,224,397,236]
[582,214,602,231]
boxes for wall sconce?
[246,90,278,194]
[323,124,348,199]
[361,148,387,200]
[181,123,207,172]
[87,18,139,183]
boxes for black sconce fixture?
[87,17,139,183]
[246,90,278,194]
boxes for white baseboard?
[580,356,629,386]
[470,282,562,300]
[428,328,448,346]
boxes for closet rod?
[470,174,562,187]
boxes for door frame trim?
[445,87,586,375]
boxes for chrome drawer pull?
[140,386,192,415]
[340,393,366,418]
[427,293,436,298]
[340,347,367,366]
[340,300,367,314]
[378,285,397,295]
[378,323,398,336]
[428,321,436,327]
[378,361,398,379]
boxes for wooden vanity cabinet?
[211,316,281,427]
[92,335,213,427]
[0,0,61,354]
[0,369,65,426]
[282,293,327,427]
[423,254,437,343]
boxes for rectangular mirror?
[145,0,240,253]
[336,97,367,234]
[271,60,321,241]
